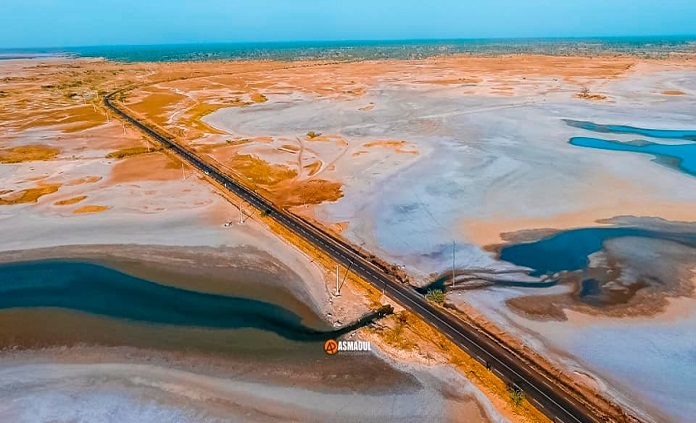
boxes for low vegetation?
[0,145,60,163]
[425,289,446,304]
[576,86,607,101]
[306,131,322,139]
[225,153,342,207]
[114,92,127,102]
[106,145,160,159]
[508,385,526,407]
[380,312,419,351]
[230,154,297,186]
[273,178,343,208]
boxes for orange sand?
[0,184,60,205]
[303,160,322,176]
[66,176,102,186]
[73,205,109,214]
[126,87,187,127]
[250,92,268,103]
[362,140,419,155]
[18,105,106,133]
[54,195,87,206]
[229,154,297,186]
[108,153,182,184]
[106,146,161,159]
[280,144,300,152]
[0,145,60,163]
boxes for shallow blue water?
[2,36,695,62]
[564,119,696,177]
[0,261,331,341]
[564,120,696,140]
[570,136,696,176]
[499,227,696,276]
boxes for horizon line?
[2,33,696,51]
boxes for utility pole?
[239,200,244,224]
[452,240,456,288]
[340,261,354,289]
[122,121,126,135]
[335,264,341,296]
[181,163,185,181]
[334,261,353,296]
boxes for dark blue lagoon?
[0,261,335,342]
[499,227,696,277]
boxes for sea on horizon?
[1,36,695,62]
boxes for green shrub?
[508,386,525,407]
[425,289,445,304]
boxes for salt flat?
[201,56,696,422]
[3,53,695,422]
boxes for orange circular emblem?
[324,339,338,355]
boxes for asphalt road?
[105,92,604,423]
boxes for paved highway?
[105,91,606,423]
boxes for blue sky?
[2,0,695,48]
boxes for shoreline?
[0,244,510,422]
[0,243,330,326]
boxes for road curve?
[105,91,605,423]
